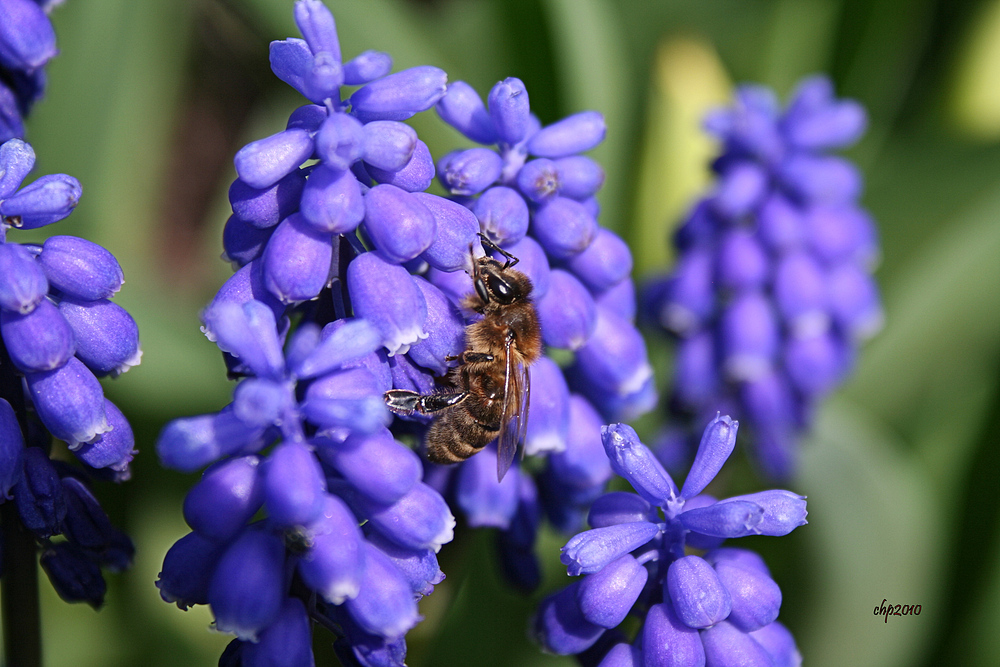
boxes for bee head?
[474,258,527,306]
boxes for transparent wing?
[496,337,528,482]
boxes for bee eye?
[487,273,514,303]
[474,277,490,303]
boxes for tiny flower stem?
[0,341,42,667]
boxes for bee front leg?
[384,389,467,415]
[445,352,494,364]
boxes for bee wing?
[496,337,528,482]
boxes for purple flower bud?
[679,499,764,538]
[828,262,882,340]
[473,186,529,246]
[723,490,807,536]
[362,120,416,172]
[577,554,648,628]
[716,228,768,292]
[528,111,606,158]
[749,621,801,667]
[349,66,448,120]
[60,476,134,570]
[37,235,124,301]
[1,298,74,371]
[701,620,775,665]
[317,428,421,505]
[488,78,531,145]
[26,357,109,444]
[264,440,327,527]
[294,0,341,59]
[574,307,653,399]
[363,184,435,264]
[560,521,660,576]
[779,154,861,205]
[0,87,24,144]
[597,643,641,667]
[204,300,285,379]
[297,165,364,234]
[0,398,24,498]
[537,269,596,350]
[409,192,481,273]
[298,494,365,603]
[156,407,269,473]
[343,50,393,86]
[0,0,57,70]
[234,128,314,190]
[773,250,828,338]
[208,260,285,322]
[534,582,606,655]
[269,39,315,101]
[600,423,678,508]
[517,158,560,203]
[805,203,875,265]
[183,455,264,542]
[563,228,632,293]
[0,138,35,197]
[241,597,314,667]
[758,193,805,253]
[456,446,520,529]
[713,560,781,631]
[720,291,778,382]
[681,414,738,499]
[364,531,445,597]
[549,394,612,491]
[665,555,731,628]
[360,481,455,553]
[435,80,497,144]
[157,531,225,609]
[594,276,636,323]
[784,331,845,396]
[524,356,570,455]
[286,104,327,133]
[334,618,407,667]
[437,148,503,196]
[406,276,465,375]
[659,247,714,335]
[587,492,657,529]
[704,547,771,576]
[72,399,135,471]
[1,173,81,229]
[209,528,287,641]
[0,242,47,313]
[532,196,597,259]
[344,541,420,639]
[367,139,435,192]
[672,329,718,409]
[40,542,105,608]
[783,76,866,150]
[555,155,605,200]
[58,297,142,377]
[301,367,390,434]
[14,446,66,537]
[292,317,381,379]
[711,161,768,219]
[347,251,428,356]
[229,170,307,231]
[641,601,705,667]
[262,213,334,303]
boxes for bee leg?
[477,233,519,269]
[384,389,467,415]
[460,351,494,364]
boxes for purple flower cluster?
[643,76,882,478]
[535,416,805,666]
[0,0,62,141]
[156,301,453,664]
[0,137,139,606]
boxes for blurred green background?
[6,0,1000,665]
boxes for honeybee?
[384,235,542,481]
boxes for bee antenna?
[476,232,519,269]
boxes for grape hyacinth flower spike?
[643,75,881,478]
[535,415,806,666]
[0,137,140,608]
[0,0,62,142]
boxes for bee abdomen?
[425,412,498,464]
